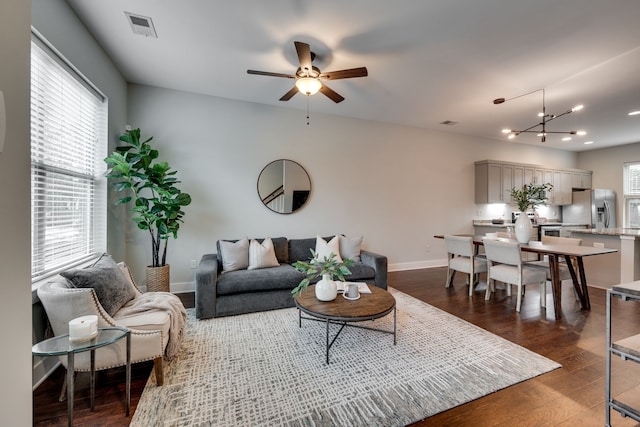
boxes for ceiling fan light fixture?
[295,77,322,96]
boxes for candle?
[69,315,98,342]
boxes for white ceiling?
[66,0,640,152]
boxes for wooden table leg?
[564,254,587,308]
[548,254,563,320]
[576,257,591,309]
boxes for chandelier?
[493,88,585,143]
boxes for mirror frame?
[257,159,311,214]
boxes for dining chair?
[526,235,582,300]
[483,239,548,312]
[444,235,487,296]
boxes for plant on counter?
[510,182,553,212]
[291,250,354,296]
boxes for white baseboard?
[33,356,60,391]
[389,259,447,272]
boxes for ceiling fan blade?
[319,84,345,103]
[279,86,299,101]
[247,70,295,79]
[320,67,368,80]
[294,41,313,75]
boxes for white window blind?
[30,34,107,282]
[623,162,640,228]
[624,162,640,196]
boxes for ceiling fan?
[247,41,368,103]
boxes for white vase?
[315,274,337,301]
[515,213,533,243]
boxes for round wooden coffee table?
[294,284,396,364]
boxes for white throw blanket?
[117,292,187,359]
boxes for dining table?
[435,234,618,319]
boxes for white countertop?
[570,228,640,238]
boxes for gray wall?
[578,142,640,226]
[0,0,32,424]
[127,84,578,290]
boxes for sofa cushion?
[248,238,280,270]
[61,258,136,317]
[316,235,343,262]
[343,263,376,281]
[289,236,336,263]
[216,264,305,295]
[219,238,249,272]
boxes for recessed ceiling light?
[584,141,594,145]
[629,111,640,116]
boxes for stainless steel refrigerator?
[562,189,616,229]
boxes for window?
[623,162,640,228]
[31,33,107,282]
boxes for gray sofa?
[195,236,388,319]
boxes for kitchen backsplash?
[474,204,560,222]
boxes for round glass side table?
[32,327,131,427]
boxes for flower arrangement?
[510,182,553,212]
[291,250,354,296]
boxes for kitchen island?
[570,228,640,286]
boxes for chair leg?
[515,284,523,312]
[485,278,494,300]
[154,357,164,386]
[445,267,453,288]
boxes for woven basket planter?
[146,265,170,293]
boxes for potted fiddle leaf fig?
[104,128,192,292]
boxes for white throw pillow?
[248,238,280,270]
[315,235,343,262]
[219,238,250,272]
[339,235,363,262]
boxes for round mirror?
[257,159,311,214]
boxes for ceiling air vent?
[125,12,157,38]
[440,120,459,126]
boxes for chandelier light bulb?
[572,105,584,112]
[508,134,516,139]
[501,129,512,134]
[538,112,544,117]
[576,130,587,136]
[562,137,572,141]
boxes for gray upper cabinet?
[475,160,592,206]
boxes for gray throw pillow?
[219,238,250,272]
[339,235,363,262]
[62,257,136,317]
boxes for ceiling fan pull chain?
[306,95,311,125]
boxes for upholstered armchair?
[36,258,183,388]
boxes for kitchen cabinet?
[571,171,592,189]
[552,170,572,205]
[475,160,591,206]
[606,282,640,426]
[475,162,505,203]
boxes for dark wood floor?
[33,268,640,426]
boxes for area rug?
[131,288,560,427]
